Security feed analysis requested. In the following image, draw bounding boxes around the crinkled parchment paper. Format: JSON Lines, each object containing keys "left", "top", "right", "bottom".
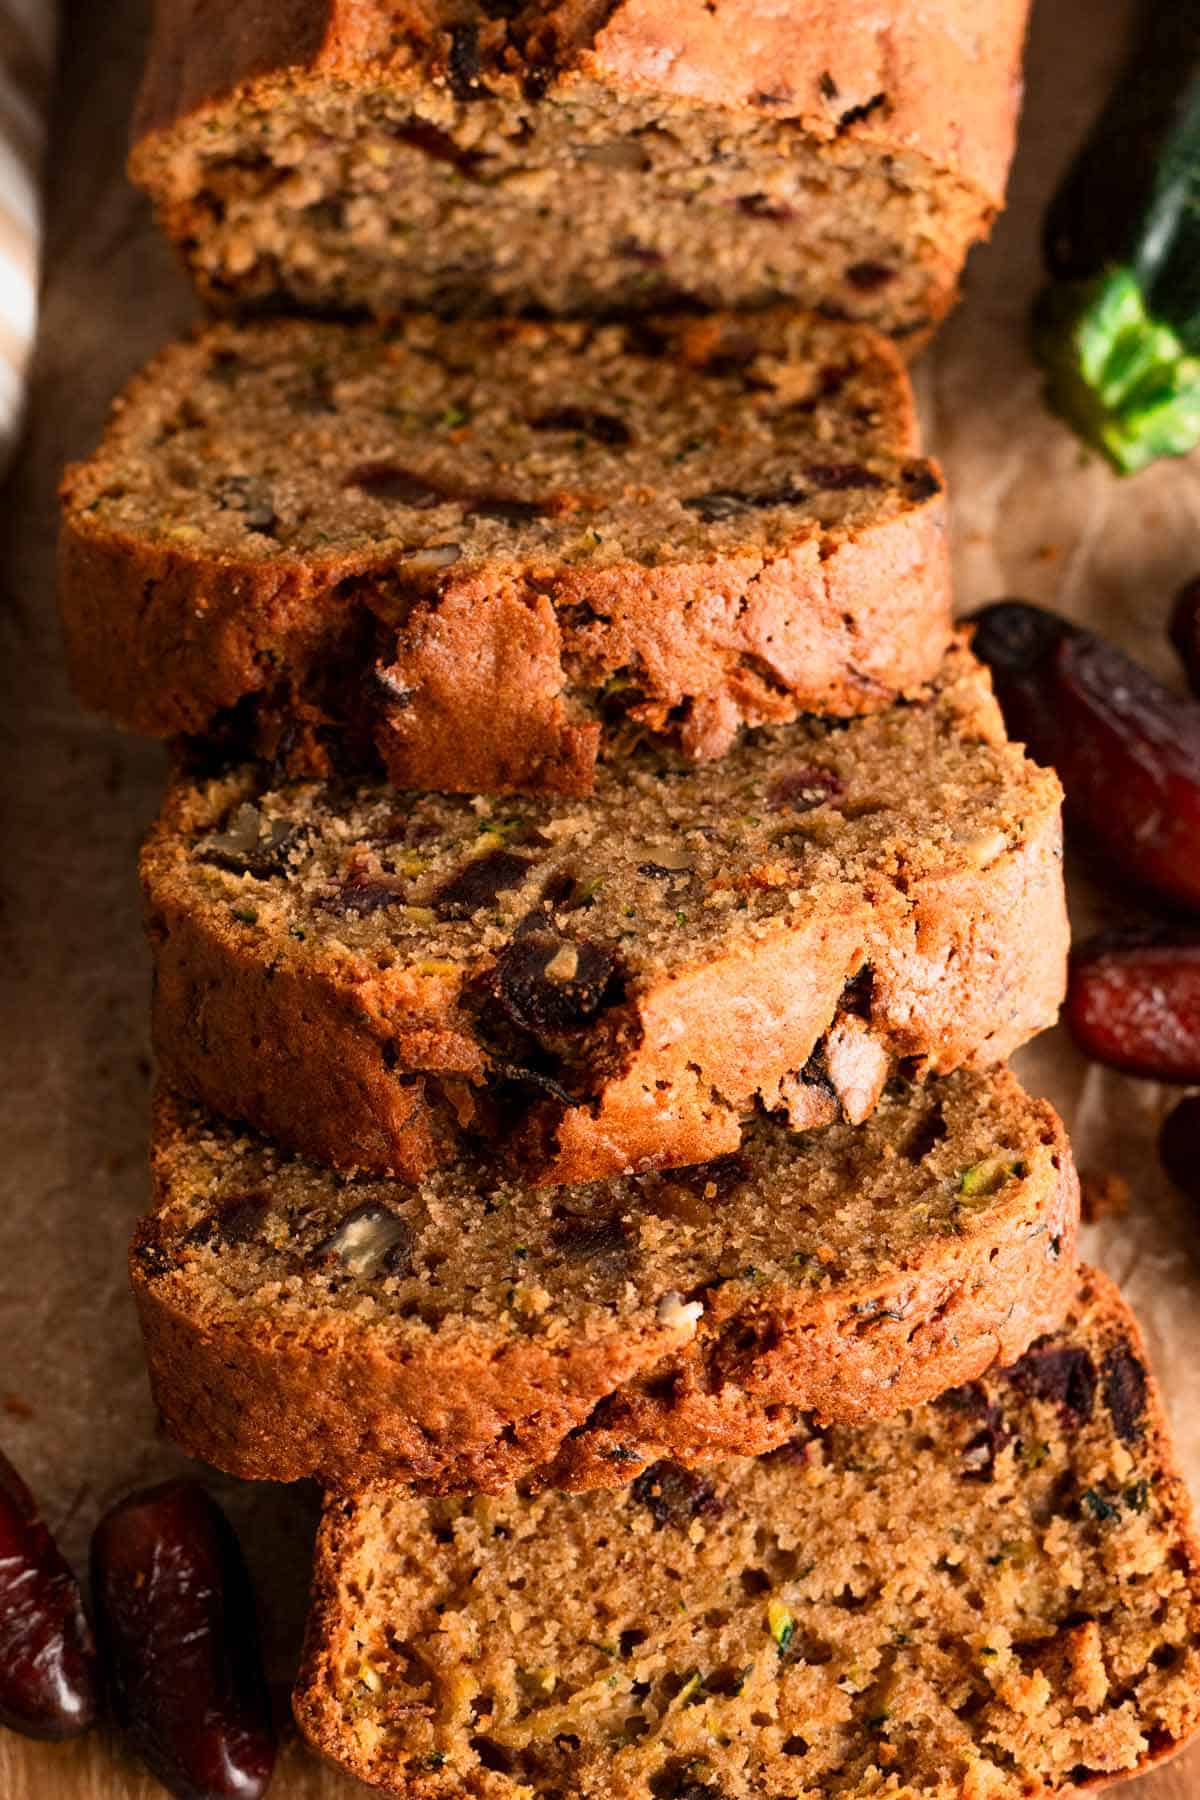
{"left": 2, "top": 0, "right": 1199, "bottom": 1791}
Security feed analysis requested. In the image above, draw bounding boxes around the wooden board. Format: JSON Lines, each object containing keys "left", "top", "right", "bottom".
{"left": 2, "top": 0, "right": 1199, "bottom": 1790}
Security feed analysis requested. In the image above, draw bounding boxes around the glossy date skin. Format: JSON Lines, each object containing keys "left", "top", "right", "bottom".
{"left": 90, "top": 1480, "right": 276, "bottom": 1800}
{"left": 0, "top": 1447, "right": 99, "bottom": 1739}
{"left": 1067, "top": 931, "right": 1200, "bottom": 1081}
{"left": 974, "top": 598, "right": 1200, "bottom": 1175}
{"left": 970, "top": 600, "right": 1200, "bottom": 910}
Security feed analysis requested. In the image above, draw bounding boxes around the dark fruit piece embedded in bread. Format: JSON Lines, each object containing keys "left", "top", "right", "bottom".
{"left": 293, "top": 1269, "right": 1200, "bottom": 1800}
{"left": 59, "top": 310, "right": 951, "bottom": 795}
{"left": 129, "top": 1, "right": 1029, "bottom": 337}
{"left": 141, "top": 644, "right": 1068, "bottom": 1184}
{"left": 133, "top": 1068, "right": 1079, "bottom": 1493}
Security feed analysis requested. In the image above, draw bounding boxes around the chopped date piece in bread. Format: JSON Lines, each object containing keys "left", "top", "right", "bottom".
{"left": 133, "top": 1068, "right": 1078, "bottom": 1492}
{"left": 292, "top": 1271, "right": 1200, "bottom": 1799}
{"left": 129, "top": 1, "right": 1028, "bottom": 335}
{"left": 60, "top": 310, "right": 952, "bottom": 795}
{"left": 140, "top": 645, "right": 1068, "bottom": 1183}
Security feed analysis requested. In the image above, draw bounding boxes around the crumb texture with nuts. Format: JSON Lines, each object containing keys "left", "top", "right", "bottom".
{"left": 294, "top": 1270, "right": 1200, "bottom": 1799}
{"left": 140, "top": 645, "right": 1068, "bottom": 1183}
{"left": 60, "top": 309, "right": 951, "bottom": 789}
{"left": 128, "top": 1, "right": 1028, "bottom": 332}
{"left": 134, "top": 1067, "right": 1077, "bottom": 1490}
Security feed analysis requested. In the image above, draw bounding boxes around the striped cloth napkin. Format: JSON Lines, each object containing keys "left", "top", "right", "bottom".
{"left": 0, "top": 0, "right": 53, "bottom": 470}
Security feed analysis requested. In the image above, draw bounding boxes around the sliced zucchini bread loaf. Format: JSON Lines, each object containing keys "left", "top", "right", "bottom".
{"left": 134, "top": 1068, "right": 1078, "bottom": 1493}
{"left": 141, "top": 644, "right": 1068, "bottom": 1184}
{"left": 129, "top": 0, "right": 1029, "bottom": 336}
{"left": 293, "top": 1270, "right": 1200, "bottom": 1799}
{"left": 59, "top": 310, "right": 951, "bottom": 794}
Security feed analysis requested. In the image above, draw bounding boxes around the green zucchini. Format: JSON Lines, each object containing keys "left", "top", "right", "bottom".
{"left": 1035, "top": 10, "right": 1200, "bottom": 473}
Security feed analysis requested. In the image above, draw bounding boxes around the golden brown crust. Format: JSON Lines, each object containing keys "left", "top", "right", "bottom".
{"left": 372, "top": 510, "right": 951, "bottom": 794}
{"left": 56, "top": 511, "right": 353, "bottom": 738}
{"left": 126, "top": 4, "right": 1029, "bottom": 337}
{"left": 140, "top": 649, "right": 1068, "bottom": 1184}
{"left": 133, "top": 1260, "right": 649, "bottom": 1494}
{"left": 580, "top": 0, "right": 1029, "bottom": 205}
{"left": 291, "top": 1269, "right": 1200, "bottom": 1798}
{"left": 529, "top": 792, "right": 1067, "bottom": 1186}
{"left": 145, "top": 876, "right": 474, "bottom": 1178}
{"left": 61, "top": 506, "right": 951, "bottom": 793}
{"left": 132, "top": 1075, "right": 1079, "bottom": 1492}
{"left": 543, "top": 1096, "right": 1079, "bottom": 1491}
{"left": 58, "top": 310, "right": 950, "bottom": 792}
{"left": 132, "top": 0, "right": 1028, "bottom": 214}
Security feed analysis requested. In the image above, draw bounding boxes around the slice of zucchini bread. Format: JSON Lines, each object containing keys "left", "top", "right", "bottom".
{"left": 128, "top": 0, "right": 1029, "bottom": 336}
{"left": 141, "top": 644, "right": 1068, "bottom": 1184}
{"left": 133, "top": 1068, "right": 1079, "bottom": 1493}
{"left": 293, "top": 1270, "right": 1200, "bottom": 1799}
{"left": 59, "top": 310, "right": 951, "bottom": 795}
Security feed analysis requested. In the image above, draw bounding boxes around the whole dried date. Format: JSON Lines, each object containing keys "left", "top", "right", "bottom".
{"left": 90, "top": 1480, "right": 275, "bottom": 1799}
{"left": 1067, "top": 931, "right": 1200, "bottom": 1079}
{"left": 970, "top": 600, "right": 1200, "bottom": 909}
{"left": 1159, "top": 1093, "right": 1200, "bottom": 1199}
{"left": 0, "top": 1448, "right": 99, "bottom": 1738}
